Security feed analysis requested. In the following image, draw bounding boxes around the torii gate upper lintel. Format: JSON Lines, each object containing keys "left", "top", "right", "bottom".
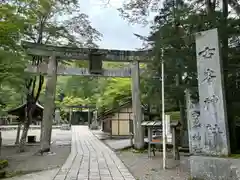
{"left": 21, "top": 41, "right": 152, "bottom": 62}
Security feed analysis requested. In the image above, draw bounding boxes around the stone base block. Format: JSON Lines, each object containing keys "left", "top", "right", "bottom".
{"left": 190, "top": 155, "right": 239, "bottom": 180}
{"left": 90, "top": 121, "right": 99, "bottom": 130}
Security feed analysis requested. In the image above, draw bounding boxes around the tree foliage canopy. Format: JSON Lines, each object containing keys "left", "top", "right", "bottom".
{"left": 1, "top": 0, "right": 240, "bottom": 124}
{"left": 0, "top": 0, "right": 103, "bottom": 115}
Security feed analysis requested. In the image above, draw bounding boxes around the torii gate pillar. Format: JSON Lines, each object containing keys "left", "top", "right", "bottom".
{"left": 40, "top": 52, "right": 58, "bottom": 152}
{"left": 131, "top": 61, "right": 144, "bottom": 149}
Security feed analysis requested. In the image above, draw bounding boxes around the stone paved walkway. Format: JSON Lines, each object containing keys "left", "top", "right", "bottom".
{"left": 53, "top": 126, "right": 135, "bottom": 180}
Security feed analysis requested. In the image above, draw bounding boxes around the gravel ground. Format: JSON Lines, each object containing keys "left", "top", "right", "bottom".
{"left": 116, "top": 150, "right": 190, "bottom": 180}
{"left": 91, "top": 129, "right": 133, "bottom": 150}
{"left": 1, "top": 129, "right": 70, "bottom": 145}
{"left": 7, "top": 169, "right": 60, "bottom": 180}
{"left": 1, "top": 129, "right": 71, "bottom": 173}
{"left": 92, "top": 129, "right": 190, "bottom": 180}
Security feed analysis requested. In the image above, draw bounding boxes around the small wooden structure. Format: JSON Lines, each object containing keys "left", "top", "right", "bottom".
{"left": 27, "top": 135, "right": 36, "bottom": 143}
{"left": 98, "top": 100, "right": 134, "bottom": 137}
{"left": 141, "top": 120, "right": 181, "bottom": 160}
{"left": 98, "top": 100, "right": 148, "bottom": 137}
{"left": 7, "top": 102, "right": 44, "bottom": 144}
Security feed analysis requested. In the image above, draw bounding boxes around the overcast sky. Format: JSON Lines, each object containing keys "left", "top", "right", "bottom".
{"left": 79, "top": 0, "right": 151, "bottom": 50}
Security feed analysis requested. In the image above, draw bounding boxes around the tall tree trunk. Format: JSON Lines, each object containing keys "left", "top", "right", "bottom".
{"left": 19, "top": 120, "right": 30, "bottom": 152}
{"left": 18, "top": 16, "right": 45, "bottom": 153}
{"left": 179, "top": 99, "right": 186, "bottom": 128}
{"left": 19, "top": 97, "right": 36, "bottom": 152}
{"left": 19, "top": 102, "right": 30, "bottom": 152}
{"left": 175, "top": 73, "right": 186, "bottom": 128}
{"left": 15, "top": 122, "right": 22, "bottom": 145}
{"left": 40, "top": 54, "right": 57, "bottom": 153}
{"left": 221, "top": 0, "right": 236, "bottom": 153}
{"left": 48, "top": 126, "right": 52, "bottom": 145}
{"left": 0, "top": 131, "right": 2, "bottom": 156}
{"left": 205, "top": 0, "right": 216, "bottom": 14}
{"left": 174, "top": 0, "right": 187, "bottom": 145}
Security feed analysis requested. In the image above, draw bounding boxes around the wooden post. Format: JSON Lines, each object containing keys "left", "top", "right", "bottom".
{"left": 0, "top": 131, "right": 2, "bottom": 156}
{"left": 171, "top": 127, "right": 177, "bottom": 160}
{"left": 88, "top": 108, "right": 91, "bottom": 128}
{"left": 148, "top": 127, "right": 152, "bottom": 157}
{"left": 15, "top": 122, "right": 22, "bottom": 144}
{"left": 131, "top": 61, "right": 144, "bottom": 149}
{"left": 69, "top": 108, "right": 72, "bottom": 126}
{"left": 40, "top": 53, "right": 57, "bottom": 152}
{"left": 130, "top": 132, "right": 134, "bottom": 147}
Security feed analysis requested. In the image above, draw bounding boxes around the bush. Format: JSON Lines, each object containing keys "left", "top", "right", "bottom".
{"left": 166, "top": 111, "right": 180, "bottom": 121}
{"left": 0, "top": 160, "right": 8, "bottom": 179}
{"left": 0, "top": 160, "right": 8, "bottom": 170}
{"left": 0, "top": 171, "right": 6, "bottom": 179}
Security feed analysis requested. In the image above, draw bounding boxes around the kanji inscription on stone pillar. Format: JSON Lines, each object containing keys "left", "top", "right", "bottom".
{"left": 196, "top": 28, "right": 230, "bottom": 156}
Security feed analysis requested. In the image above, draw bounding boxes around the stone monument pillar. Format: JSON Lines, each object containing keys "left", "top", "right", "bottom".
{"left": 186, "top": 88, "right": 201, "bottom": 154}
{"left": 189, "top": 28, "right": 231, "bottom": 180}
{"left": 195, "top": 28, "right": 230, "bottom": 155}
{"left": 54, "top": 109, "right": 61, "bottom": 125}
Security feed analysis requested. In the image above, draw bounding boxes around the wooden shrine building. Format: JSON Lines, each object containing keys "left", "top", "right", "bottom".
{"left": 7, "top": 102, "right": 44, "bottom": 122}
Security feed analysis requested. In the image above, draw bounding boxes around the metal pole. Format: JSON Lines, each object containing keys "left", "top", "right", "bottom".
{"left": 161, "top": 48, "right": 166, "bottom": 170}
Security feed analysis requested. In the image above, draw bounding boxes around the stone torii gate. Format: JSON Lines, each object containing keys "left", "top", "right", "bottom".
{"left": 22, "top": 41, "right": 151, "bottom": 150}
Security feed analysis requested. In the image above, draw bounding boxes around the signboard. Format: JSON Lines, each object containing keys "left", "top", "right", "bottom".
{"left": 89, "top": 54, "right": 103, "bottom": 74}
{"left": 25, "top": 64, "right": 144, "bottom": 77}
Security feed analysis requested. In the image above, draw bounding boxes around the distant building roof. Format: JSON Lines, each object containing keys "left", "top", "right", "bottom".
{"left": 98, "top": 98, "right": 147, "bottom": 120}
{"left": 141, "top": 120, "right": 181, "bottom": 127}
{"left": 7, "top": 102, "right": 44, "bottom": 121}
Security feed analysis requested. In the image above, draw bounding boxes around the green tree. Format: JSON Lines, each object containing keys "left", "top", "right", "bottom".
{"left": 120, "top": 0, "right": 240, "bottom": 152}
{"left": 0, "top": 0, "right": 34, "bottom": 113}
{"left": 1, "top": 0, "right": 102, "bottom": 152}
{"left": 59, "top": 62, "right": 133, "bottom": 112}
